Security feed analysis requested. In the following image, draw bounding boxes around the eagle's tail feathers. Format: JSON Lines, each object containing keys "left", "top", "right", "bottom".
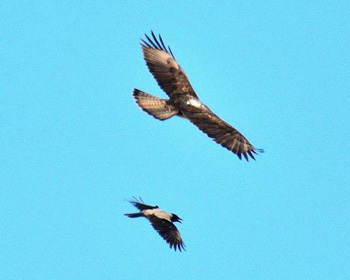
{"left": 133, "top": 89, "right": 178, "bottom": 120}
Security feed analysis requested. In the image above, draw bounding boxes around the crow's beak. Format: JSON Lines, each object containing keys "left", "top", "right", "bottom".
{"left": 178, "top": 218, "right": 183, "bottom": 223}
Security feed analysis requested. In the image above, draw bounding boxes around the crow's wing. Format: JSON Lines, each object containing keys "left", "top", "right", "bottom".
{"left": 141, "top": 32, "right": 197, "bottom": 99}
{"left": 185, "top": 108, "right": 263, "bottom": 161}
{"left": 129, "top": 197, "right": 158, "bottom": 211}
{"left": 149, "top": 216, "right": 185, "bottom": 252}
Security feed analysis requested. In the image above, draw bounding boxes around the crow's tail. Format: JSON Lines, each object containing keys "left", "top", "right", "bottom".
{"left": 124, "top": 213, "right": 143, "bottom": 218}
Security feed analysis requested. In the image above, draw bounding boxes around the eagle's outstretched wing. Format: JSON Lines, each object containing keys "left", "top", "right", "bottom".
{"left": 185, "top": 109, "right": 264, "bottom": 161}
{"left": 149, "top": 216, "right": 185, "bottom": 252}
{"left": 141, "top": 31, "right": 197, "bottom": 98}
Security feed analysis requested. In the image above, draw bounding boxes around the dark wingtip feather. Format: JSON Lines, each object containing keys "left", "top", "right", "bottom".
{"left": 247, "top": 150, "right": 256, "bottom": 160}
{"left": 151, "top": 31, "right": 163, "bottom": 50}
{"left": 252, "top": 148, "right": 264, "bottom": 157}
{"left": 144, "top": 33, "right": 159, "bottom": 49}
{"left": 130, "top": 196, "right": 144, "bottom": 205}
{"left": 140, "top": 39, "right": 152, "bottom": 48}
{"left": 243, "top": 152, "right": 249, "bottom": 161}
{"left": 132, "top": 88, "right": 139, "bottom": 98}
{"left": 168, "top": 45, "right": 175, "bottom": 59}
{"left": 172, "top": 242, "right": 186, "bottom": 252}
{"left": 151, "top": 30, "right": 156, "bottom": 41}
{"left": 159, "top": 34, "right": 167, "bottom": 52}
{"left": 180, "top": 243, "right": 186, "bottom": 252}
{"left": 141, "top": 31, "right": 175, "bottom": 59}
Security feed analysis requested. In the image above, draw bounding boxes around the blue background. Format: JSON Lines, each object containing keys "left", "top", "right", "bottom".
{"left": 1, "top": 1, "right": 349, "bottom": 279}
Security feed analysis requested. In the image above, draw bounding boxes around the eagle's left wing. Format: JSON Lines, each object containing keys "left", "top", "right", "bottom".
{"left": 141, "top": 32, "right": 198, "bottom": 99}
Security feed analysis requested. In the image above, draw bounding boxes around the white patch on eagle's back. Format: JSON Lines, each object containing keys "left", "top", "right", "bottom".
{"left": 186, "top": 98, "right": 203, "bottom": 108}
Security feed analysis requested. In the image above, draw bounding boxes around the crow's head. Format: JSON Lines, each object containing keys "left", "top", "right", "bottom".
{"left": 171, "top": 214, "right": 183, "bottom": 223}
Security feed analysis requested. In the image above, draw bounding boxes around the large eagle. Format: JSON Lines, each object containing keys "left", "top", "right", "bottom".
{"left": 133, "top": 32, "right": 263, "bottom": 161}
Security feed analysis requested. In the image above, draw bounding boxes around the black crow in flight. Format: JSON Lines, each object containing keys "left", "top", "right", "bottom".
{"left": 124, "top": 197, "right": 185, "bottom": 252}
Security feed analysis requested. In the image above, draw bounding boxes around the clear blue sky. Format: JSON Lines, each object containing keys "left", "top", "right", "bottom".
{"left": 1, "top": 1, "right": 349, "bottom": 279}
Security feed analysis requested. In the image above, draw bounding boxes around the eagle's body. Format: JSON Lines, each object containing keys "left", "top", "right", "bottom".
{"left": 133, "top": 32, "right": 263, "bottom": 161}
{"left": 125, "top": 197, "right": 185, "bottom": 252}
{"left": 175, "top": 95, "right": 208, "bottom": 114}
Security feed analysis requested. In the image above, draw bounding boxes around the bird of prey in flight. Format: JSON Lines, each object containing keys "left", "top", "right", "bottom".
{"left": 124, "top": 197, "right": 185, "bottom": 252}
{"left": 133, "top": 31, "right": 264, "bottom": 161}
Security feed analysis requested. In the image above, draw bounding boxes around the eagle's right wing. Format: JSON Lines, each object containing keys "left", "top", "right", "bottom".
{"left": 185, "top": 108, "right": 264, "bottom": 161}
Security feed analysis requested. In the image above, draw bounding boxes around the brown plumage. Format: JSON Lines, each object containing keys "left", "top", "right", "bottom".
{"left": 133, "top": 31, "right": 263, "bottom": 161}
